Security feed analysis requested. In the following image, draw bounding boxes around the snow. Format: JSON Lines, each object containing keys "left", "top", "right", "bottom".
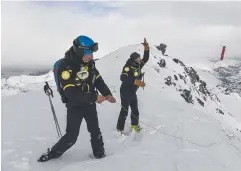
{"left": 2, "top": 44, "right": 241, "bottom": 171}
{"left": 1, "top": 71, "right": 54, "bottom": 97}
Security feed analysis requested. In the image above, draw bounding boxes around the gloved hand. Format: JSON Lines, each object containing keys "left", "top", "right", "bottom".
{"left": 141, "top": 38, "right": 149, "bottom": 51}
{"left": 105, "top": 95, "right": 116, "bottom": 103}
{"left": 59, "top": 90, "right": 68, "bottom": 103}
{"left": 134, "top": 80, "right": 145, "bottom": 87}
{"left": 96, "top": 95, "right": 107, "bottom": 104}
{"left": 61, "top": 95, "right": 68, "bottom": 103}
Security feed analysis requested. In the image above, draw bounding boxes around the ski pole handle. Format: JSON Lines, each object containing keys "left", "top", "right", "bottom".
{"left": 44, "top": 82, "right": 53, "bottom": 97}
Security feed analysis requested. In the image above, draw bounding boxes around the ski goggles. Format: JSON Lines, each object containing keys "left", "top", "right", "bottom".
{"left": 77, "top": 43, "right": 98, "bottom": 53}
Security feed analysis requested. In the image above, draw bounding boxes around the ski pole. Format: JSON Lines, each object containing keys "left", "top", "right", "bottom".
{"left": 44, "top": 82, "right": 62, "bottom": 138}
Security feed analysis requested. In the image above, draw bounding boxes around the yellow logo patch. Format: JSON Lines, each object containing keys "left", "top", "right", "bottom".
{"left": 61, "top": 71, "right": 70, "bottom": 80}
{"left": 124, "top": 67, "right": 130, "bottom": 72}
{"left": 134, "top": 71, "right": 139, "bottom": 77}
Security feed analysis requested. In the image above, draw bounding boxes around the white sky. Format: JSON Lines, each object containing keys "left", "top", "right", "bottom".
{"left": 1, "top": 1, "right": 241, "bottom": 67}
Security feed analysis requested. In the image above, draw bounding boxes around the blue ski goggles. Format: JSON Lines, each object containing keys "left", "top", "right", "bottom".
{"left": 77, "top": 43, "right": 98, "bottom": 53}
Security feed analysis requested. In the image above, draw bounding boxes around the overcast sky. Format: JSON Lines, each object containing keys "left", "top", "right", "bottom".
{"left": 2, "top": 1, "right": 241, "bottom": 68}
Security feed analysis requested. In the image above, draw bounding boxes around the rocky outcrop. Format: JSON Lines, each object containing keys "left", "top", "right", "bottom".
{"left": 153, "top": 56, "right": 231, "bottom": 119}
{"left": 214, "top": 62, "right": 241, "bottom": 96}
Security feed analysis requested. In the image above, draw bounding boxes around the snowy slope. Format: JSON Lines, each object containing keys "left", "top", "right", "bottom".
{"left": 1, "top": 71, "right": 54, "bottom": 96}
{"left": 2, "top": 44, "right": 241, "bottom": 171}
{"left": 188, "top": 58, "right": 241, "bottom": 127}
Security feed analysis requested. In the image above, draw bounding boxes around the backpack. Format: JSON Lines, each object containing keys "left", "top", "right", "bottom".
{"left": 53, "top": 58, "right": 64, "bottom": 94}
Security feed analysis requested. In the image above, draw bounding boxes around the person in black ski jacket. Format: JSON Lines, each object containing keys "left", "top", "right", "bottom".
{"left": 116, "top": 38, "right": 150, "bottom": 134}
{"left": 38, "top": 35, "right": 116, "bottom": 162}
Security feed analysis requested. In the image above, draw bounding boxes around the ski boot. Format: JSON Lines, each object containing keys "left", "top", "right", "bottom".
{"left": 117, "top": 129, "right": 131, "bottom": 136}
{"left": 131, "top": 125, "right": 142, "bottom": 133}
{"left": 38, "top": 148, "right": 59, "bottom": 162}
{"left": 89, "top": 151, "right": 106, "bottom": 159}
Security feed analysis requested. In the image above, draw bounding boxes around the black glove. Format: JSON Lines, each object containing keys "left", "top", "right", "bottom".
{"left": 61, "top": 95, "right": 68, "bottom": 103}
{"left": 59, "top": 89, "right": 68, "bottom": 103}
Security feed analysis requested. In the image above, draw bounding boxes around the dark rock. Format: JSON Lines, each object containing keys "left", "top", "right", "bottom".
{"left": 213, "top": 63, "right": 241, "bottom": 96}
{"left": 156, "top": 43, "right": 167, "bottom": 55}
{"left": 216, "top": 108, "right": 224, "bottom": 115}
{"left": 178, "top": 60, "right": 185, "bottom": 67}
{"left": 199, "top": 80, "right": 210, "bottom": 96}
{"left": 189, "top": 67, "right": 200, "bottom": 84}
{"left": 155, "top": 68, "right": 160, "bottom": 73}
{"left": 203, "top": 96, "right": 206, "bottom": 101}
{"left": 180, "top": 89, "right": 193, "bottom": 104}
{"left": 158, "top": 59, "right": 166, "bottom": 68}
{"left": 179, "top": 74, "right": 184, "bottom": 79}
{"left": 172, "top": 58, "right": 185, "bottom": 67}
{"left": 174, "top": 75, "right": 178, "bottom": 81}
{"left": 178, "top": 73, "right": 187, "bottom": 84}
{"left": 164, "top": 76, "right": 177, "bottom": 86}
{"left": 196, "top": 98, "right": 204, "bottom": 107}
{"left": 164, "top": 76, "right": 172, "bottom": 86}
{"left": 173, "top": 58, "right": 179, "bottom": 64}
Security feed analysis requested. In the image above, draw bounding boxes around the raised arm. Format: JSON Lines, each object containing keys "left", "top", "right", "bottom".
{"left": 140, "top": 38, "right": 150, "bottom": 68}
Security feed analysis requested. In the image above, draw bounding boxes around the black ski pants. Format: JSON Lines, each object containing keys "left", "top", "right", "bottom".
{"left": 50, "top": 103, "right": 105, "bottom": 158}
{"left": 117, "top": 93, "right": 139, "bottom": 131}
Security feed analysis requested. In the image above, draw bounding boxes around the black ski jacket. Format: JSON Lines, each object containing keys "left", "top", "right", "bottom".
{"left": 57, "top": 47, "right": 112, "bottom": 108}
{"left": 120, "top": 50, "right": 149, "bottom": 100}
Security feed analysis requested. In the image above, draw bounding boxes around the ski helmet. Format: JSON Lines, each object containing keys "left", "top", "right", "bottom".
{"left": 73, "top": 35, "right": 98, "bottom": 56}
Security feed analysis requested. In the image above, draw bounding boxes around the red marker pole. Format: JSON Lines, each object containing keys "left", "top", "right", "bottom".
{"left": 220, "top": 46, "right": 226, "bottom": 60}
